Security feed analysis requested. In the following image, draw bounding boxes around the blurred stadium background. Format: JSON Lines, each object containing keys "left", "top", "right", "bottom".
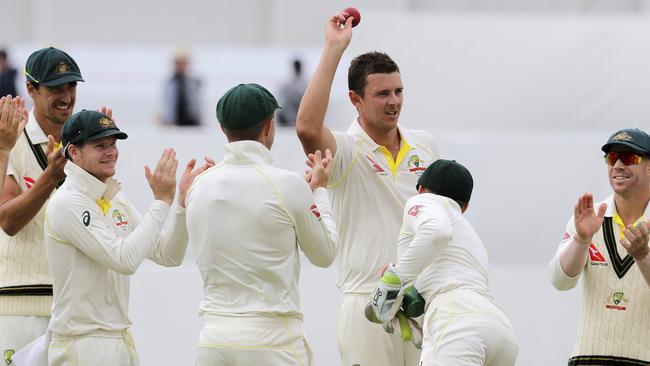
{"left": 5, "top": 0, "right": 650, "bottom": 364}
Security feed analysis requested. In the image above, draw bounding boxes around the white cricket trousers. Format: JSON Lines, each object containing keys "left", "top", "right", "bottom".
{"left": 337, "top": 293, "right": 421, "bottom": 366}
{"left": 48, "top": 329, "right": 139, "bottom": 366}
{"left": 420, "top": 289, "right": 519, "bottom": 366}
{"left": 196, "top": 314, "right": 312, "bottom": 366}
{"left": 0, "top": 316, "right": 49, "bottom": 365}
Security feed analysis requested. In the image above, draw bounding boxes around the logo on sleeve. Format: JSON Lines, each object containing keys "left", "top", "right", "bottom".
{"left": 82, "top": 211, "right": 90, "bottom": 227}
{"left": 562, "top": 232, "right": 571, "bottom": 240}
{"left": 589, "top": 243, "right": 607, "bottom": 266}
{"left": 310, "top": 204, "right": 321, "bottom": 220}
{"left": 407, "top": 205, "right": 424, "bottom": 217}
{"left": 24, "top": 176, "right": 35, "bottom": 189}
{"left": 112, "top": 209, "right": 128, "bottom": 231}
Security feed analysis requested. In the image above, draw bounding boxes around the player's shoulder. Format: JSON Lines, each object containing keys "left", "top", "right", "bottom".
{"left": 265, "top": 165, "right": 314, "bottom": 196}
{"left": 48, "top": 183, "right": 93, "bottom": 216}
{"left": 402, "top": 127, "right": 437, "bottom": 154}
{"left": 409, "top": 193, "right": 447, "bottom": 207}
{"left": 267, "top": 165, "right": 308, "bottom": 188}
{"left": 333, "top": 130, "right": 358, "bottom": 148}
{"left": 8, "top": 131, "right": 30, "bottom": 158}
{"left": 405, "top": 193, "right": 450, "bottom": 215}
{"left": 192, "top": 164, "right": 221, "bottom": 184}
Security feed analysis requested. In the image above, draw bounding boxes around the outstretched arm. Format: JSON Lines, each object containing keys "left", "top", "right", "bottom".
{"left": 149, "top": 156, "right": 215, "bottom": 267}
{"left": 296, "top": 12, "right": 354, "bottom": 156}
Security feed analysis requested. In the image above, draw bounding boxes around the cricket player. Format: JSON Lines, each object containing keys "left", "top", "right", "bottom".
{"left": 0, "top": 48, "right": 82, "bottom": 365}
{"left": 371, "top": 159, "right": 518, "bottom": 365}
{"left": 296, "top": 11, "right": 438, "bottom": 365}
{"left": 0, "top": 96, "right": 28, "bottom": 194}
{"left": 186, "top": 83, "right": 339, "bottom": 365}
{"left": 549, "top": 128, "right": 650, "bottom": 365}
{"left": 43, "top": 110, "right": 206, "bottom": 366}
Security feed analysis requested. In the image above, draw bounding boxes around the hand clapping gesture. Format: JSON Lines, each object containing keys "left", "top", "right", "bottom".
{"left": 145, "top": 148, "right": 179, "bottom": 205}
{"left": 0, "top": 96, "right": 28, "bottom": 152}
{"left": 573, "top": 193, "right": 607, "bottom": 245}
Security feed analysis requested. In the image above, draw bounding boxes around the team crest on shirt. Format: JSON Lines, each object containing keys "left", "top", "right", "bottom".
{"left": 4, "top": 348, "right": 15, "bottom": 364}
{"left": 365, "top": 155, "right": 388, "bottom": 176}
{"left": 605, "top": 291, "right": 628, "bottom": 311}
{"left": 310, "top": 204, "right": 321, "bottom": 220}
{"left": 407, "top": 155, "right": 426, "bottom": 175}
{"left": 24, "top": 176, "right": 35, "bottom": 189}
{"left": 111, "top": 209, "right": 128, "bottom": 231}
{"left": 408, "top": 205, "right": 424, "bottom": 217}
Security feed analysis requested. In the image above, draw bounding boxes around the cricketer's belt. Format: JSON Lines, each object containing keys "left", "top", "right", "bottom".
{"left": 0, "top": 284, "right": 53, "bottom": 296}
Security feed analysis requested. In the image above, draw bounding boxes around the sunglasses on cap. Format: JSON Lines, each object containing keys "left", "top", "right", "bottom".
{"left": 604, "top": 151, "right": 644, "bottom": 166}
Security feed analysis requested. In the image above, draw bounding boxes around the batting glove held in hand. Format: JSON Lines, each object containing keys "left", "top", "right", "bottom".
{"left": 371, "top": 264, "right": 405, "bottom": 323}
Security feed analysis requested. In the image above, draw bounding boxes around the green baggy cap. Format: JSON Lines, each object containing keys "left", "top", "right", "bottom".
{"left": 216, "top": 83, "right": 280, "bottom": 130}
{"left": 25, "top": 47, "right": 84, "bottom": 87}
{"left": 601, "top": 128, "right": 650, "bottom": 156}
{"left": 62, "top": 110, "right": 127, "bottom": 156}
{"left": 417, "top": 159, "right": 474, "bottom": 203}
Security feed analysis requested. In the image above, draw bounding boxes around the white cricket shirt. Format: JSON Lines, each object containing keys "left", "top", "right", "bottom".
{"left": 549, "top": 195, "right": 650, "bottom": 362}
{"left": 0, "top": 111, "right": 54, "bottom": 316}
{"left": 396, "top": 193, "right": 493, "bottom": 305}
{"left": 329, "top": 119, "right": 438, "bottom": 294}
{"left": 186, "top": 140, "right": 338, "bottom": 318}
{"left": 45, "top": 162, "right": 188, "bottom": 336}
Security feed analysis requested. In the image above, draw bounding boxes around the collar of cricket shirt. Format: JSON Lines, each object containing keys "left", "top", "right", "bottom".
{"left": 222, "top": 140, "right": 273, "bottom": 165}
{"left": 64, "top": 162, "right": 121, "bottom": 207}
{"left": 346, "top": 116, "right": 414, "bottom": 152}
{"left": 25, "top": 108, "right": 50, "bottom": 145}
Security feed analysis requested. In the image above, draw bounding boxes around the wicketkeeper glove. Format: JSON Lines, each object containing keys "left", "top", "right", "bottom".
{"left": 364, "top": 305, "right": 423, "bottom": 350}
{"left": 370, "top": 264, "right": 406, "bottom": 323}
{"left": 387, "top": 311, "right": 423, "bottom": 349}
{"left": 401, "top": 285, "right": 426, "bottom": 318}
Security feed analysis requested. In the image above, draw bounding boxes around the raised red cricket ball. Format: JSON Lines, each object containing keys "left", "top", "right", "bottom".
{"left": 343, "top": 7, "right": 361, "bottom": 27}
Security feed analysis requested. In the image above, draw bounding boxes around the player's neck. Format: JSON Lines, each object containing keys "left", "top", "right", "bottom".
{"left": 34, "top": 109, "right": 62, "bottom": 142}
{"left": 614, "top": 190, "right": 650, "bottom": 226}
{"left": 362, "top": 124, "right": 400, "bottom": 158}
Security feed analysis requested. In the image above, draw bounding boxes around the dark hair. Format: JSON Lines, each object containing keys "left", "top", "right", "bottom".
{"left": 222, "top": 116, "right": 271, "bottom": 142}
{"left": 0, "top": 50, "right": 7, "bottom": 60}
{"left": 65, "top": 141, "right": 86, "bottom": 160}
{"left": 28, "top": 81, "right": 40, "bottom": 90}
{"left": 348, "top": 52, "right": 400, "bottom": 97}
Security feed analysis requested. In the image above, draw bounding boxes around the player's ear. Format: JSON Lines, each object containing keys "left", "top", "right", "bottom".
{"left": 263, "top": 117, "right": 273, "bottom": 136}
{"left": 349, "top": 90, "right": 361, "bottom": 107}
{"left": 68, "top": 144, "right": 79, "bottom": 161}
{"left": 26, "top": 81, "right": 36, "bottom": 97}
